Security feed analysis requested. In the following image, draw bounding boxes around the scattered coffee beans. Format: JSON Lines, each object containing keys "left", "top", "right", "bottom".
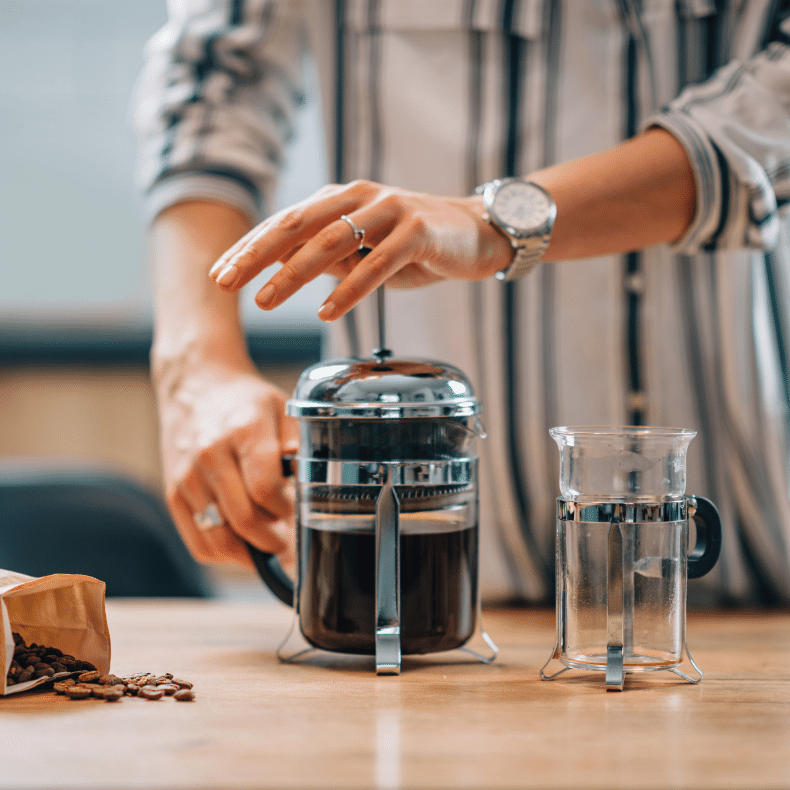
{"left": 6, "top": 632, "right": 195, "bottom": 702}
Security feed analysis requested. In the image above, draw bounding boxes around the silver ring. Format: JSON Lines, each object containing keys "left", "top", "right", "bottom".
{"left": 193, "top": 503, "right": 224, "bottom": 531}
{"left": 340, "top": 214, "right": 366, "bottom": 250}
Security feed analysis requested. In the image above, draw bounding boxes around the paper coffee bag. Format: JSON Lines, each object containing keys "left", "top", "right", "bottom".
{"left": 0, "top": 569, "right": 110, "bottom": 695}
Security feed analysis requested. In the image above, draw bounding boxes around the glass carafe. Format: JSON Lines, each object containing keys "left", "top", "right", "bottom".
{"left": 247, "top": 355, "right": 497, "bottom": 675}
{"left": 541, "top": 426, "right": 722, "bottom": 690}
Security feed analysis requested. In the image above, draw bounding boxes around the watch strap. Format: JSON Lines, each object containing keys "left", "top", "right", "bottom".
{"left": 495, "top": 237, "right": 550, "bottom": 281}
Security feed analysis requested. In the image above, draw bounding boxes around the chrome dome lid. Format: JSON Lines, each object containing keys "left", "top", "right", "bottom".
{"left": 287, "top": 356, "right": 480, "bottom": 418}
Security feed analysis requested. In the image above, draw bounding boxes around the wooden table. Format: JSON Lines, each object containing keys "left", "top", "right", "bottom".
{"left": 2, "top": 600, "right": 789, "bottom": 789}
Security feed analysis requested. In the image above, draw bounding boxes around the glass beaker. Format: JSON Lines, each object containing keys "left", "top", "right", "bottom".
{"left": 541, "top": 427, "right": 722, "bottom": 690}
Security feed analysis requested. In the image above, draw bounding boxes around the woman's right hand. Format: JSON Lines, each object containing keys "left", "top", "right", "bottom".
{"left": 154, "top": 355, "right": 299, "bottom": 571}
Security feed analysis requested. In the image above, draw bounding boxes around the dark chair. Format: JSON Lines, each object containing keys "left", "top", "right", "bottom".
{"left": 0, "top": 460, "right": 213, "bottom": 597}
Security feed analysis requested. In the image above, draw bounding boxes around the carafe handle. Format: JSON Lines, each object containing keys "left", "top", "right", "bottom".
{"left": 245, "top": 544, "right": 295, "bottom": 606}
{"left": 686, "top": 495, "right": 722, "bottom": 579}
{"left": 245, "top": 454, "right": 297, "bottom": 606}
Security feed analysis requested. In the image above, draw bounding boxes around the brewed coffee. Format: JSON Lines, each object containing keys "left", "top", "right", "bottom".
{"left": 298, "top": 515, "right": 477, "bottom": 655}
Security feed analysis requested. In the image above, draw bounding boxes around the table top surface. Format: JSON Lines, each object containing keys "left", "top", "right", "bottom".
{"left": 2, "top": 600, "right": 789, "bottom": 790}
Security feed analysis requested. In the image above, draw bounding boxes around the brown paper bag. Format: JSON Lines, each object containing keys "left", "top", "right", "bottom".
{"left": 1, "top": 569, "right": 111, "bottom": 695}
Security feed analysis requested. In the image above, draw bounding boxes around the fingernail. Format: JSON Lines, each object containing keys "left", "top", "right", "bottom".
{"left": 317, "top": 300, "right": 336, "bottom": 321}
{"left": 256, "top": 283, "right": 277, "bottom": 309}
{"left": 208, "top": 258, "right": 227, "bottom": 277}
{"left": 214, "top": 264, "right": 239, "bottom": 287}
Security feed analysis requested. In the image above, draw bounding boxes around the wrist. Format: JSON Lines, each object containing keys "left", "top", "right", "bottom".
{"left": 456, "top": 194, "right": 515, "bottom": 279}
{"left": 151, "top": 329, "right": 255, "bottom": 399}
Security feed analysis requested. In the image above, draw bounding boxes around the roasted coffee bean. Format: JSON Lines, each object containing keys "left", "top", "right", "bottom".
{"left": 124, "top": 684, "right": 139, "bottom": 696}
{"left": 171, "top": 679, "right": 193, "bottom": 690}
{"left": 12, "top": 632, "right": 24, "bottom": 646}
{"left": 65, "top": 686, "right": 93, "bottom": 700}
{"left": 98, "top": 674, "right": 123, "bottom": 686}
{"left": 33, "top": 668, "right": 55, "bottom": 678}
{"left": 51, "top": 662, "right": 66, "bottom": 674}
{"left": 17, "top": 666, "right": 35, "bottom": 684}
{"left": 94, "top": 686, "right": 123, "bottom": 701}
{"left": 78, "top": 660, "right": 97, "bottom": 671}
{"left": 157, "top": 684, "right": 179, "bottom": 696}
{"left": 103, "top": 690, "right": 123, "bottom": 702}
{"left": 173, "top": 689, "right": 195, "bottom": 702}
{"left": 53, "top": 679, "right": 77, "bottom": 693}
{"left": 77, "top": 670, "right": 100, "bottom": 683}
{"left": 138, "top": 686, "right": 164, "bottom": 700}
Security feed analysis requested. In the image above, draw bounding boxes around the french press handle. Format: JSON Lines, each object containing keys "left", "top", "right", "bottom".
{"left": 246, "top": 544, "right": 295, "bottom": 606}
{"left": 244, "top": 455, "right": 297, "bottom": 606}
{"left": 687, "top": 495, "right": 722, "bottom": 579}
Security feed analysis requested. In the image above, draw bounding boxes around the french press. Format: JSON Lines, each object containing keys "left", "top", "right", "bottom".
{"left": 247, "top": 290, "right": 497, "bottom": 674}
{"left": 541, "top": 426, "right": 722, "bottom": 690}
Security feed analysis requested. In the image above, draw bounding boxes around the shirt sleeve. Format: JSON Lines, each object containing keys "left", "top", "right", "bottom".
{"left": 643, "top": 13, "right": 790, "bottom": 254}
{"left": 131, "top": 0, "right": 307, "bottom": 225}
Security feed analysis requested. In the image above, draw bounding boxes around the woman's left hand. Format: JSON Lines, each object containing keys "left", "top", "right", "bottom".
{"left": 208, "top": 180, "right": 512, "bottom": 320}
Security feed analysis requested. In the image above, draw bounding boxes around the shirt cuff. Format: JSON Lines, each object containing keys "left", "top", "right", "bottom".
{"left": 144, "top": 172, "right": 262, "bottom": 227}
{"left": 641, "top": 109, "right": 723, "bottom": 254}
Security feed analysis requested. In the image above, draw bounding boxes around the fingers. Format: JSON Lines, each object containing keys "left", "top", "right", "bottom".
{"left": 209, "top": 184, "right": 363, "bottom": 292}
{"left": 196, "top": 444, "right": 290, "bottom": 555}
{"left": 257, "top": 211, "right": 395, "bottom": 311}
{"left": 317, "top": 224, "right": 423, "bottom": 320}
{"left": 248, "top": 196, "right": 403, "bottom": 313}
{"left": 172, "top": 416, "right": 294, "bottom": 564}
{"left": 169, "top": 488, "right": 255, "bottom": 568}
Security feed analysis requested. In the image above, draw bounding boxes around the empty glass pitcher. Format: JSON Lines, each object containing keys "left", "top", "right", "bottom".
{"left": 541, "top": 426, "right": 722, "bottom": 690}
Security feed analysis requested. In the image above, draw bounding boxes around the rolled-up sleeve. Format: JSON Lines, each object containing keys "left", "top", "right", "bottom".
{"left": 644, "top": 16, "right": 790, "bottom": 253}
{"left": 132, "top": 0, "right": 307, "bottom": 225}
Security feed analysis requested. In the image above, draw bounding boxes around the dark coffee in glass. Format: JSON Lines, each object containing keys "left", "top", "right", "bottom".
{"left": 297, "top": 486, "right": 478, "bottom": 655}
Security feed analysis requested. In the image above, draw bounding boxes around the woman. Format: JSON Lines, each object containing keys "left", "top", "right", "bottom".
{"left": 134, "top": 0, "right": 790, "bottom": 605}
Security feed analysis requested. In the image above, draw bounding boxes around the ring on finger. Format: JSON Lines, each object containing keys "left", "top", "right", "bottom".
{"left": 340, "top": 214, "right": 367, "bottom": 251}
{"left": 194, "top": 502, "right": 224, "bottom": 531}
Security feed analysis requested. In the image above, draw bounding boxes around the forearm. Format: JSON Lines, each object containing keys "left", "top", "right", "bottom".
{"left": 149, "top": 200, "right": 255, "bottom": 392}
{"left": 531, "top": 127, "right": 696, "bottom": 262}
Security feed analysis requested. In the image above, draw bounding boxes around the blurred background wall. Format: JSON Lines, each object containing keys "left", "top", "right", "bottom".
{"left": 0, "top": 0, "right": 330, "bottom": 490}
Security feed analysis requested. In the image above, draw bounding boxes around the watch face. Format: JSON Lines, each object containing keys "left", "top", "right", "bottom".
{"left": 491, "top": 181, "right": 552, "bottom": 234}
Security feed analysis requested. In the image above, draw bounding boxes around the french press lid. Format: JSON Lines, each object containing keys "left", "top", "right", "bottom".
{"left": 286, "top": 356, "right": 480, "bottom": 419}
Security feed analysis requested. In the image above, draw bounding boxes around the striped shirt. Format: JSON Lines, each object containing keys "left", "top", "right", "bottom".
{"left": 134, "top": 0, "right": 790, "bottom": 605}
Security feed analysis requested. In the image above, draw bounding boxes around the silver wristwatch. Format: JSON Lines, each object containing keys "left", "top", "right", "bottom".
{"left": 475, "top": 177, "right": 556, "bottom": 281}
